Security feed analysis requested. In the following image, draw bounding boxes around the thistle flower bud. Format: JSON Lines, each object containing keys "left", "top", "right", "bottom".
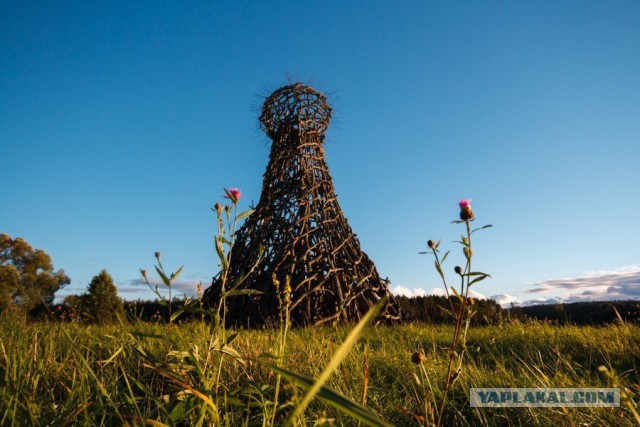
{"left": 411, "top": 351, "right": 426, "bottom": 365}
{"left": 459, "top": 199, "right": 475, "bottom": 221}
{"left": 460, "top": 207, "right": 474, "bottom": 221}
{"left": 214, "top": 202, "right": 223, "bottom": 215}
{"left": 454, "top": 266, "right": 463, "bottom": 275}
{"left": 427, "top": 240, "right": 435, "bottom": 249}
{"left": 225, "top": 205, "right": 232, "bottom": 214}
{"left": 154, "top": 251, "right": 161, "bottom": 261}
{"left": 223, "top": 187, "right": 242, "bottom": 203}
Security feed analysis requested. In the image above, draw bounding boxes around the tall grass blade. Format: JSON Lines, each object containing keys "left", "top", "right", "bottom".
{"left": 284, "top": 297, "right": 387, "bottom": 425}
{"left": 269, "top": 364, "right": 392, "bottom": 427}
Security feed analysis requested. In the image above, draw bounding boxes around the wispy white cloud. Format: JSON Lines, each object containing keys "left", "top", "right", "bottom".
{"left": 390, "top": 285, "right": 427, "bottom": 298}
{"left": 489, "top": 293, "right": 519, "bottom": 306}
{"left": 520, "top": 297, "right": 563, "bottom": 306}
{"left": 55, "top": 276, "right": 212, "bottom": 302}
{"left": 391, "top": 285, "right": 487, "bottom": 300}
{"left": 118, "top": 276, "right": 210, "bottom": 299}
{"left": 522, "top": 265, "right": 640, "bottom": 304}
{"left": 468, "top": 289, "right": 487, "bottom": 300}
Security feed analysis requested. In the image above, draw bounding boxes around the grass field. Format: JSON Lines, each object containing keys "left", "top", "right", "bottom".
{"left": 0, "top": 316, "right": 638, "bottom": 426}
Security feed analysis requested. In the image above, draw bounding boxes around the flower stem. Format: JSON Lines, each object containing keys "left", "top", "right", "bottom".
{"left": 436, "top": 219, "right": 473, "bottom": 427}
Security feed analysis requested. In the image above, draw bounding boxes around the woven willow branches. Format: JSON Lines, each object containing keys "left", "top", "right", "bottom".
{"left": 205, "top": 83, "right": 400, "bottom": 326}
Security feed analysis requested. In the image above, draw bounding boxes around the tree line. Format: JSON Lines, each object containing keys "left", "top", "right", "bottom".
{"left": 1, "top": 234, "right": 122, "bottom": 323}
{"left": 515, "top": 300, "right": 640, "bottom": 325}
{"left": 2, "top": 233, "right": 639, "bottom": 325}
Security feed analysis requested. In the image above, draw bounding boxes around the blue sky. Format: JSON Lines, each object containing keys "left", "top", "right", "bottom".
{"left": 1, "top": 1, "right": 639, "bottom": 306}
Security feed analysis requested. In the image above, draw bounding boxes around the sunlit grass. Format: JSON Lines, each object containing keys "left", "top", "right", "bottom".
{"left": 0, "top": 317, "right": 638, "bottom": 426}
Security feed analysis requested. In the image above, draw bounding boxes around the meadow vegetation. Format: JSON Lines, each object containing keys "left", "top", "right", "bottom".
{"left": 0, "top": 316, "right": 638, "bottom": 426}
{"left": 2, "top": 195, "right": 639, "bottom": 426}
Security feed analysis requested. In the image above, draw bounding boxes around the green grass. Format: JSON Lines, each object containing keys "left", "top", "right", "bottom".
{"left": 0, "top": 316, "right": 638, "bottom": 426}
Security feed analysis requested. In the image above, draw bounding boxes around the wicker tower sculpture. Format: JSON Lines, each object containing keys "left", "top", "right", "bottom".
{"left": 206, "top": 83, "right": 400, "bottom": 326}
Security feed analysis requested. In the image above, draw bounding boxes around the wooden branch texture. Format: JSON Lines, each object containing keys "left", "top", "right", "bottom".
{"left": 205, "top": 83, "right": 401, "bottom": 326}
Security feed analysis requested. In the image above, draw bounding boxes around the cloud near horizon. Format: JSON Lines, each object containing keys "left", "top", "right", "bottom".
{"left": 58, "top": 265, "right": 640, "bottom": 306}
{"left": 522, "top": 265, "right": 640, "bottom": 304}
{"left": 54, "top": 276, "right": 208, "bottom": 302}
{"left": 489, "top": 293, "right": 520, "bottom": 306}
{"left": 119, "top": 276, "right": 208, "bottom": 299}
{"left": 390, "top": 285, "right": 487, "bottom": 300}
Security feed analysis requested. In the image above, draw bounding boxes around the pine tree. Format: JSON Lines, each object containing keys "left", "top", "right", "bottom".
{"left": 83, "top": 269, "right": 123, "bottom": 324}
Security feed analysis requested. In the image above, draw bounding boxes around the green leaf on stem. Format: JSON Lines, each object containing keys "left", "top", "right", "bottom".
{"left": 170, "top": 265, "right": 184, "bottom": 281}
{"left": 450, "top": 286, "right": 464, "bottom": 302}
{"left": 455, "top": 237, "right": 470, "bottom": 247}
{"left": 217, "top": 345, "right": 246, "bottom": 366}
{"left": 435, "top": 261, "right": 445, "bottom": 281}
{"left": 237, "top": 209, "right": 255, "bottom": 221}
{"left": 170, "top": 309, "right": 184, "bottom": 322}
{"left": 469, "top": 274, "right": 491, "bottom": 286}
{"left": 471, "top": 224, "right": 493, "bottom": 234}
{"left": 155, "top": 266, "right": 171, "bottom": 287}
{"left": 215, "top": 237, "right": 228, "bottom": 271}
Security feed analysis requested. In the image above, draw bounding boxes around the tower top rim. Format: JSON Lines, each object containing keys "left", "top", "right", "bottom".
{"left": 259, "top": 83, "right": 332, "bottom": 139}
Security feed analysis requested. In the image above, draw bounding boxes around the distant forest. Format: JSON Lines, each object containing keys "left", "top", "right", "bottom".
{"left": 514, "top": 300, "right": 640, "bottom": 325}
{"left": 397, "top": 296, "right": 640, "bottom": 325}
{"left": 70, "top": 296, "right": 640, "bottom": 326}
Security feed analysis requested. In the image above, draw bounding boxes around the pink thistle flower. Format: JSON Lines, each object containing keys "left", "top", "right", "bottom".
{"left": 459, "top": 198, "right": 475, "bottom": 221}
{"left": 459, "top": 199, "right": 471, "bottom": 210}
{"left": 224, "top": 188, "right": 242, "bottom": 203}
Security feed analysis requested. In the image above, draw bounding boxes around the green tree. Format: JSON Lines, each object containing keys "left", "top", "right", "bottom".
{"left": 0, "top": 233, "right": 70, "bottom": 313}
{"left": 82, "top": 269, "right": 123, "bottom": 324}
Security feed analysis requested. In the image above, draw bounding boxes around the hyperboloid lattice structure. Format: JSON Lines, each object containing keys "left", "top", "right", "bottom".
{"left": 205, "top": 83, "right": 400, "bottom": 326}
